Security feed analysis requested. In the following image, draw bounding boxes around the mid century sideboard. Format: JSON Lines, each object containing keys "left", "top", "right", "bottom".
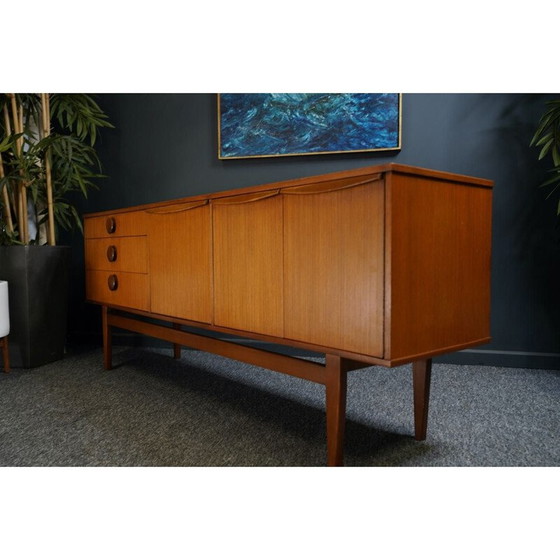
{"left": 84, "top": 163, "right": 493, "bottom": 466}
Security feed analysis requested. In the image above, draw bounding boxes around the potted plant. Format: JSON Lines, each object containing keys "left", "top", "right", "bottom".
{"left": 0, "top": 93, "right": 112, "bottom": 367}
{"left": 531, "top": 99, "right": 560, "bottom": 215}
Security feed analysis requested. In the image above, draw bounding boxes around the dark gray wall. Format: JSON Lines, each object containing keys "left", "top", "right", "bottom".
{"left": 66, "top": 93, "right": 560, "bottom": 368}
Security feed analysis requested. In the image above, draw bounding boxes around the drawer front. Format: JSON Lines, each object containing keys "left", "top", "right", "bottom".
{"left": 84, "top": 211, "right": 147, "bottom": 239}
{"left": 85, "top": 237, "right": 147, "bottom": 273}
{"left": 86, "top": 270, "right": 149, "bottom": 311}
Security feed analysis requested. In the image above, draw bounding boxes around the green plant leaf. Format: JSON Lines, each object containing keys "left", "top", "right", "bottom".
{"left": 535, "top": 131, "right": 554, "bottom": 147}
{"left": 539, "top": 138, "right": 555, "bottom": 160}
{"left": 531, "top": 110, "right": 556, "bottom": 145}
{"left": 539, "top": 174, "right": 560, "bottom": 189}
{"left": 544, "top": 183, "right": 559, "bottom": 200}
{"left": 553, "top": 145, "right": 560, "bottom": 167}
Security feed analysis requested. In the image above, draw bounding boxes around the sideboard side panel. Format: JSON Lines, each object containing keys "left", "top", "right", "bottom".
{"left": 387, "top": 172, "right": 493, "bottom": 360}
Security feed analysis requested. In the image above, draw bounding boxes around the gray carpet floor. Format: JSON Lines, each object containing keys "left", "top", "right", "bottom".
{"left": 0, "top": 346, "right": 558, "bottom": 466}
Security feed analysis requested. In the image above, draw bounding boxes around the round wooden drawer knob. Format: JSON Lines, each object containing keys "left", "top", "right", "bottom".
{"left": 106, "top": 217, "right": 116, "bottom": 234}
{"left": 107, "top": 274, "right": 118, "bottom": 291}
{"left": 107, "top": 245, "right": 117, "bottom": 262}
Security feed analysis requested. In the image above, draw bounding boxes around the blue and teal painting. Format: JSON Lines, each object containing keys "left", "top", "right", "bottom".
{"left": 218, "top": 93, "right": 400, "bottom": 159}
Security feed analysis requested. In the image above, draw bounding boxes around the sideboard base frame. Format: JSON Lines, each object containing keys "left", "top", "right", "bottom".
{"left": 101, "top": 306, "right": 432, "bottom": 466}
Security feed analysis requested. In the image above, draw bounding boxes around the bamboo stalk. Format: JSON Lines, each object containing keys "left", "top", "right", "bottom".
{"left": 41, "top": 92, "right": 47, "bottom": 132}
{"left": 17, "top": 184, "right": 23, "bottom": 238}
{"left": 20, "top": 189, "right": 27, "bottom": 242}
{"left": 41, "top": 93, "right": 56, "bottom": 245}
{"left": 20, "top": 100, "right": 29, "bottom": 244}
{"left": 0, "top": 152, "right": 14, "bottom": 233}
{"left": 7, "top": 95, "right": 22, "bottom": 238}
{"left": 2, "top": 104, "right": 18, "bottom": 227}
{"left": 8, "top": 95, "right": 19, "bottom": 149}
{"left": 8, "top": 94, "right": 28, "bottom": 244}
{"left": 46, "top": 93, "right": 51, "bottom": 131}
{"left": 19, "top": 103, "right": 23, "bottom": 139}
{"left": 3, "top": 104, "right": 11, "bottom": 135}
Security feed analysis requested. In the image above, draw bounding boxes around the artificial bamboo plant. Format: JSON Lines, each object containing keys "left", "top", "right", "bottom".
{"left": 0, "top": 94, "right": 112, "bottom": 245}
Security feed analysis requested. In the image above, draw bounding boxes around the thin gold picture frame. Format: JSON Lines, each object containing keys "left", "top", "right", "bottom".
{"left": 217, "top": 93, "right": 402, "bottom": 160}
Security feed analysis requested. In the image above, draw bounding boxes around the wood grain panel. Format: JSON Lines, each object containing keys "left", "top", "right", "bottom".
{"left": 84, "top": 211, "right": 147, "bottom": 239}
{"left": 386, "top": 173, "right": 493, "bottom": 361}
{"left": 146, "top": 202, "right": 212, "bottom": 323}
{"left": 85, "top": 237, "right": 147, "bottom": 273}
{"left": 284, "top": 178, "right": 385, "bottom": 356}
{"left": 86, "top": 270, "right": 149, "bottom": 311}
{"left": 213, "top": 191, "right": 283, "bottom": 337}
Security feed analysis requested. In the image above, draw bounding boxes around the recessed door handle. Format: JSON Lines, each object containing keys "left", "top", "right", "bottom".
{"left": 282, "top": 175, "right": 381, "bottom": 195}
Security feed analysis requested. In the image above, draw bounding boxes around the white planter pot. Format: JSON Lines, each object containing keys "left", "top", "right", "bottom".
{"left": 0, "top": 280, "right": 9, "bottom": 338}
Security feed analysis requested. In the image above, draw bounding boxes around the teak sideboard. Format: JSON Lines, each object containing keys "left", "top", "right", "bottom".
{"left": 84, "top": 163, "right": 493, "bottom": 466}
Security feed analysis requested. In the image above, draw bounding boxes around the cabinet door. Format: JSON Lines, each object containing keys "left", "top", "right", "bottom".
{"left": 283, "top": 176, "right": 385, "bottom": 356}
{"left": 146, "top": 200, "right": 212, "bottom": 323}
{"left": 213, "top": 190, "right": 283, "bottom": 337}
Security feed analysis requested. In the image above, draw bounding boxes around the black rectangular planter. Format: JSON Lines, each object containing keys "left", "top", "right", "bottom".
{"left": 0, "top": 246, "right": 71, "bottom": 368}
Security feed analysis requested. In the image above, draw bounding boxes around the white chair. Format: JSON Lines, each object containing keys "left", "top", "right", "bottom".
{"left": 0, "top": 280, "right": 10, "bottom": 373}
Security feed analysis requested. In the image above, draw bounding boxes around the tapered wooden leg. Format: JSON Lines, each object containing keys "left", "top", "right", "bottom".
{"left": 325, "top": 355, "right": 348, "bottom": 466}
{"left": 172, "top": 323, "right": 182, "bottom": 359}
{"left": 102, "top": 306, "right": 112, "bottom": 370}
{"left": 1, "top": 336, "right": 9, "bottom": 373}
{"left": 412, "top": 358, "right": 432, "bottom": 440}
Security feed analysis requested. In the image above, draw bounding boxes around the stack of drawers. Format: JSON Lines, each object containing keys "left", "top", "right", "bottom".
{"left": 84, "top": 211, "right": 150, "bottom": 311}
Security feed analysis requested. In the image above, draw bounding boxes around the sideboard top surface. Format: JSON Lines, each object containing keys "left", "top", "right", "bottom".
{"left": 84, "top": 163, "right": 494, "bottom": 218}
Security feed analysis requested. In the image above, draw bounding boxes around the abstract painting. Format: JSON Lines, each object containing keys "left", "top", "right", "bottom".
{"left": 218, "top": 93, "right": 401, "bottom": 159}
